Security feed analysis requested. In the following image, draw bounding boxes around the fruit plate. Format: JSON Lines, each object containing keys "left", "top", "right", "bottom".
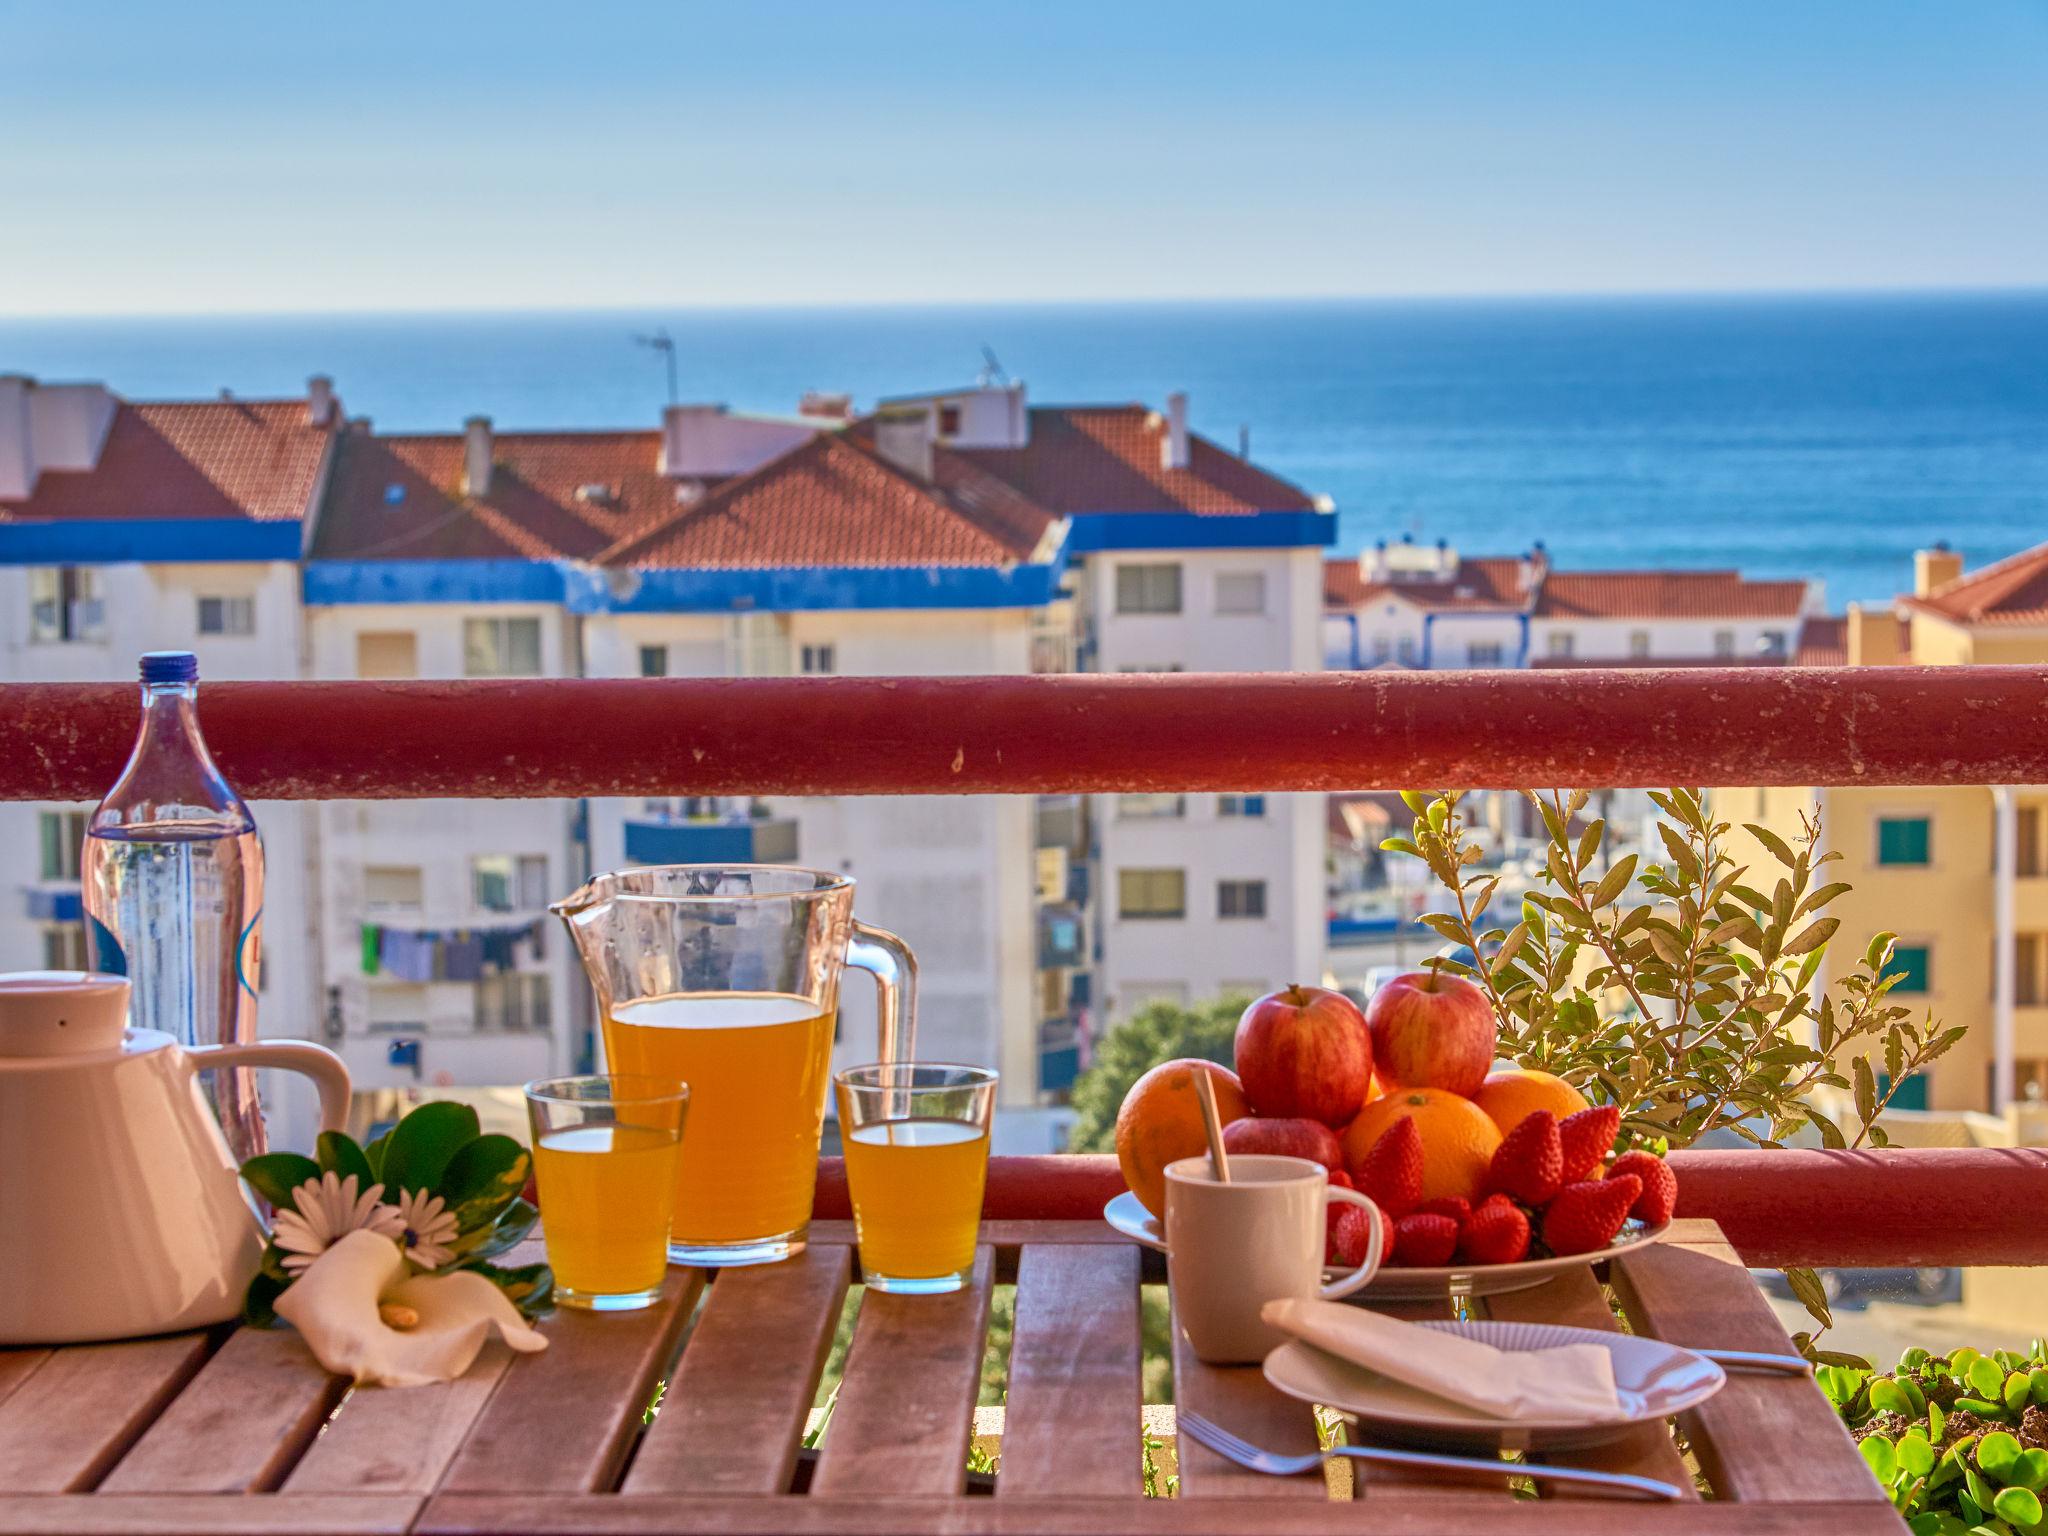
{"left": 1263, "top": 1319, "right": 1726, "bottom": 1451}
{"left": 1102, "top": 1190, "right": 1670, "bottom": 1300}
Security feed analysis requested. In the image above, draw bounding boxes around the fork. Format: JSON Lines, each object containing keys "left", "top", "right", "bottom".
{"left": 1177, "top": 1411, "right": 1685, "bottom": 1501}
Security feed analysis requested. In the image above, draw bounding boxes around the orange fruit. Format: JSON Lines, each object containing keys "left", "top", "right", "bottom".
{"left": 1472, "top": 1069, "right": 1590, "bottom": 1137}
{"left": 1341, "top": 1087, "right": 1502, "bottom": 1204}
{"left": 1114, "top": 1058, "right": 1249, "bottom": 1218}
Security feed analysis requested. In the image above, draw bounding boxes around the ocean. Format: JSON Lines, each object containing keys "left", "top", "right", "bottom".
{"left": 3, "top": 291, "right": 2044, "bottom": 606}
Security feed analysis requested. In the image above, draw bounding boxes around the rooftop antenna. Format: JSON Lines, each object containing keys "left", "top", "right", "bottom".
{"left": 633, "top": 329, "right": 679, "bottom": 406}
{"left": 977, "top": 345, "right": 1009, "bottom": 388}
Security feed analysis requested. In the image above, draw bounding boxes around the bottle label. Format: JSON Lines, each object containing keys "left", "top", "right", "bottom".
{"left": 237, "top": 910, "right": 263, "bottom": 999}
{"left": 88, "top": 913, "right": 128, "bottom": 976}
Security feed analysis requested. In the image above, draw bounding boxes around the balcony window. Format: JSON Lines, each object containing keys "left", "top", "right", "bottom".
{"left": 1547, "top": 632, "right": 1575, "bottom": 659}
{"left": 1465, "top": 641, "right": 1504, "bottom": 667}
{"left": 638, "top": 645, "right": 668, "bottom": 678}
{"left": 1115, "top": 562, "right": 1182, "bottom": 616}
{"left": 1891, "top": 943, "right": 1931, "bottom": 994}
{"left": 2017, "top": 934, "right": 2042, "bottom": 1008}
{"left": 1877, "top": 816, "right": 1931, "bottom": 867}
{"left": 1117, "top": 794, "right": 1184, "bottom": 819}
{"left": 41, "top": 924, "right": 87, "bottom": 971}
{"left": 1214, "top": 571, "right": 1266, "bottom": 615}
{"left": 464, "top": 617, "right": 542, "bottom": 677}
{"left": 364, "top": 865, "right": 424, "bottom": 914}
{"left": 801, "top": 643, "right": 837, "bottom": 675}
{"left": 1395, "top": 636, "right": 1418, "bottom": 665}
{"left": 356, "top": 630, "right": 419, "bottom": 679}
{"left": 1218, "top": 794, "right": 1266, "bottom": 818}
{"left": 476, "top": 973, "right": 551, "bottom": 1032}
{"left": 1760, "top": 630, "right": 1788, "bottom": 657}
{"left": 1712, "top": 629, "right": 1737, "bottom": 658}
{"left": 473, "top": 854, "right": 548, "bottom": 913}
{"left": 1629, "top": 630, "right": 1651, "bottom": 658}
{"left": 1218, "top": 879, "right": 1268, "bottom": 919}
{"left": 2020, "top": 806, "right": 2042, "bottom": 877}
{"left": 28, "top": 567, "right": 104, "bottom": 644}
{"left": 38, "top": 810, "right": 85, "bottom": 881}
{"left": 1118, "top": 868, "right": 1186, "bottom": 920}
{"left": 196, "top": 595, "right": 255, "bottom": 637}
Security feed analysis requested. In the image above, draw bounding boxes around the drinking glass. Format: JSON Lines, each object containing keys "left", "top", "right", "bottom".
{"left": 525, "top": 1074, "right": 689, "bottom": 1312}
{"left": 554, "top": 865, "right": 916, "bottom": 1268}
{"left": 834, "top": 1063, "right": 997, "bottom": 1294}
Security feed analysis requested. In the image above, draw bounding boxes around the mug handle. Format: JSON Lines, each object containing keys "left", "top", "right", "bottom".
{"left": 188, "top": 1041, "right": 353, "bottom": 1134}
{"left": 1318, "top": 1186, "right": 1385, "bottom": 1300}
{"left": 847, "top": 921, "right": 918, "bottom": 1063}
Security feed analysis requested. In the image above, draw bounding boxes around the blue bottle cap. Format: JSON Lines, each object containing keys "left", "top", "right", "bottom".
{"left": 139, "top": 651, "right": 199, "bottom": 684}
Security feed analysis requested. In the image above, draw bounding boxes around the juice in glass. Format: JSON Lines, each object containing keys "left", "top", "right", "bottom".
{"left": 603, "top": 992, "right": 836, "bottom": 1257}
{"left": 533, "top": 1125, "right": 679, "bottom": 1300}
{"left": 842, "top": 1118, "right": 989, "bottom": 1279}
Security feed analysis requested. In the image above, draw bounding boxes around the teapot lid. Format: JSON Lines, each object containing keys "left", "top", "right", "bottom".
{"left": 0, "top": 972, "right": 130, "bottom": 1058}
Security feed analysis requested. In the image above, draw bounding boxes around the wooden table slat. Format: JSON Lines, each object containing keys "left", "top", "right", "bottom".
{"left": 285, "top": 1344, "right": 517, "bottom": 1495}
{"left": 1335, "top": 1296, "right": 1509, "bottom": 1500}
{"left": 435, "top": 1266, "right": 705, "bottom": 1496}
{"left": 997, "top": 1244, "right": 1141, "bottom": 1497}
{"left": 809, "top": 1247, "right": 995, "bottom": 1499}
{"left": 1168, "top": 1291, "right": 1326, "bottom": 1500}
{"left": 1610, "top": 1231, "right": 1875, "bottom": 1504}
{"left": 101, "top": 1327, "right": 345, "bottom": 1494}
{"left": 1480, "top": 1268, "right": 1699, "bottom": 1499}
{"left": 0, "top": 1351, "right": 50, "bottom": 1413}
{"left": 623, "top": 1244, "right": 852, "bottom": 1496}
{"left": 0, "top": 1332, "right": 213, "bottom": 1494}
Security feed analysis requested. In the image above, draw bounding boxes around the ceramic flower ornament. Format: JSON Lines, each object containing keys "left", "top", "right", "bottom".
{"left": 275, "top": 1230, "right": 547, "bottom": 1387}
{"left": 272, "top": 1172, "right": 405, "bottom": 1273}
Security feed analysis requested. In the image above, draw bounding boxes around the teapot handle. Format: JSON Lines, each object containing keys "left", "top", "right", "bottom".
{"left": 188, "top": 1041, "right": 352, "bottom": 1134}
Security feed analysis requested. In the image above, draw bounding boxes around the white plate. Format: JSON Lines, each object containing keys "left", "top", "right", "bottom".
{"left": 1264, "top": 1320, "right": 1725, "bottom": 1452}
{"left": 1103, "top": 1190, "right": 1670, "bottom": 1300}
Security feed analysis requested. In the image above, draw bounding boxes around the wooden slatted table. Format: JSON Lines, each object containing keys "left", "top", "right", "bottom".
{"left": 0, "top": 1217, "right": 1899, "bottom": 1536}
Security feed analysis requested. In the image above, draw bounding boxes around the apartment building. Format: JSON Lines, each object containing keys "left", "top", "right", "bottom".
{"left": 0, "top": 375, "right": 337, "bottom": 1077}
{"left": 1322, "top": 538, "right": 1822, "bottom": 669}
{"left": 1721, "top": 542, "right": 2048, "bottom": 1114}
{"left": 892, "top": 385, "right": 1336, "bottom": 1021}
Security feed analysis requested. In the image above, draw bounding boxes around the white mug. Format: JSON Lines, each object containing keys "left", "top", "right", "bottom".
{"left": 1163, "top": 1154, "right": 1384, "bottom": 1364}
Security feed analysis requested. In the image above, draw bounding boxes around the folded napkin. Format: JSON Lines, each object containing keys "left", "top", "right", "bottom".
{"left": 1261, "top": 1297, "right": 1625, "bottom": 1421}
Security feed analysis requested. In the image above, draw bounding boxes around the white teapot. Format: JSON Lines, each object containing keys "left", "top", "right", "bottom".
{"left": 0, "top": 971, "right": 350, "bottom": 1344}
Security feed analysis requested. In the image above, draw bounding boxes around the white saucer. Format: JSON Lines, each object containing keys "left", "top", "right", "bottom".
{"left": 1103, "top": 1190, "right": 1669, "bottom": 1300}
{"left": 1264, "top": 1320, "right": 1725, "bottom": 1452}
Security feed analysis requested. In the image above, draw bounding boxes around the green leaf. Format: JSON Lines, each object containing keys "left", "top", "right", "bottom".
{"left": 1745, "top": 823, "right": 1799, "bottom": 867}
{"left": 2007, "top": 1373, "right": 2035, "bottom": 1415}
{"left": 241, "top": 1152, "right": 322, "bottom": 1208}
{"left": 438, "top": 1134, "right": 532, "bottom": 1231}
{"left": 1591, "top": 854, "right": 1638, "bottom": 910}
{"left": 1809, "top": 1109, "right": 1847, "bottom": 1150}
{"left": 377, "top": 1101, "right": 481, "bottom": 1196}
{"left": 241, "top": 1268, "right": 287, "bottom": 1328}
{"left": 1862, "top": 1436, "right": 1899, "bottom": 1482}
{"left": 1979, "top": 1433, "right": 2024, "bottom": 1481}
{"left": 455, "top": 1196, "right": 539, "bottom": 1260}
{"left": 1931, "top": 1401, "right": 1948, "bottom": 1442}
{"left": 1786, "top": 1267, "right": 1835, "bottom": 1330}
{"left": 1994, "top": 1488, "right": 2043, "bottom": 1528}
{"left": 362, "top": 1130, "right": 392, "bottom": 1181}
{"left": 1399, "top": 791, "right": 1434, "bottom": 815}
{"left": 1971, "top": 1358, "right": 2009, "bottom": 1400}
{"left": 2012, "top": 1449, "right": 2048, "bottom": 1494}
{"left": 1871, "top": 1378, "right": 1916, "bottom": 1416}
{"left": 315, "top": 1131, "right": 373, "bottom": 1185}
{"left": 1379, "top": 836, "right": 1422, "bottom": 858}
{"left": 1899, "top": 1433, "right": 1938, "bottom": 1478}
{"left": 465, "top": 1258, "right": 555, "bottom": 1318}
{"left": 1783, "top": 917, "right": 1841, "bottom": 957}
{"left": 1855, "top": 1056, "right": 1879, "bottom": 1129}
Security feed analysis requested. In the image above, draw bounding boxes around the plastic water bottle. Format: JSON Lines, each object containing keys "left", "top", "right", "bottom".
{"left": 83, "top": 652, "right": 267, "bottom": 1162}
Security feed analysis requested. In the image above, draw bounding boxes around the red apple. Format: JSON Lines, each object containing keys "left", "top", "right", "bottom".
{"left": 1366, "top": 971, "right": 1498, "bottom": 1097}
{"left": 1220, "top": 1115, "right": 1345, "bottom": 1175}
{"left": 1233, "top": 984, "right": 1375, "bottom": 1127}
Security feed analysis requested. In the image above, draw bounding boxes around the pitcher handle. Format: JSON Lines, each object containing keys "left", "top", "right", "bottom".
{"left": 189, "top": 1041, "right": 353, "bottom": 1134}
{"left": 847, "top": 921, "right": 917, "bottom": 1063}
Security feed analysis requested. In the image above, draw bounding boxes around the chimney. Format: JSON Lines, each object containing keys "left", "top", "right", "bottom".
{"left": 0, "top": 375, "right": 34, "bottom": 501}
{"left": 463, "top": 416, "right": 493, "bottom": 499}
{"left": 1914, "top": 543, "right": 1963, "bottom": 597}
{"left": 1846, "top": 601, "right": 1905, "bottom": 667}
{"left": 307, "top": 375, "right": 335, "bottom": 427}
{"left": 873, "top": 406, "right": 934, "bottom": 482}
{"left": 1161, "top": 391, "right": 1190, "bottom": 470}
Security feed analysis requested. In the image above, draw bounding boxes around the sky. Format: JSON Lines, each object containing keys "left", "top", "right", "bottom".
{"left": 3, "top": 1, "right": 2046, "bottom": 316}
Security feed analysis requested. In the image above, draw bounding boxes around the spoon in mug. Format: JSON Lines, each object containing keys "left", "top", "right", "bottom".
{"left": 1193, "top": 1067, "right": 1232, "bottom": 1182}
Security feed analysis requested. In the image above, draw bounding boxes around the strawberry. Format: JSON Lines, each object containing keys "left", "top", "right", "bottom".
{"left": 1324, "top": 1169, "right": 1356, "bottom": 1250}
{"left": 1606, "top": 1150, "right": 1677, "bottom": 1226}
{"left": 1329, "top": 1201, "right": 1393, "bottom": 1268}
{"left": 1542, "top": 1174, "right": 1641, "bottom": 1257}
{"left": 1488, "top": 1109, "right": 1563, "bottom": 1205}
{"left": 1558, "top": 1104, "right": 1621, "bottom": 1183}
{"left": 1459, "top": 1198, "right": 1531, "bottom": 1265}
{"left": 1355, "top": 1117, "right": 1423, "bottom": 1218}
{"left": 1391, "top": 1212, "right": 1459, "bottom": 1268}
{"left": 1413, "top": 1195, "right": 1471, "bottom": 1227}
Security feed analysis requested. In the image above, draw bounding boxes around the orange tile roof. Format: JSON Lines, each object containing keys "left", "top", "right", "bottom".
{"left": 599, "top": 432, "right": 1056, "bottom": 570}
{"left": 956, "top": 406, "right": 1315, "bottom": 515}
{"left": 312, "top": 427, "right": 679, "bottom": 562}
{"left": 1323, "top": 555, "right": 1527, "bottom": 611}
{"left": 1796, "top": 615, "right": 1848, "bottom": 666}
{"left": 1900, "top": 542, "right": 2048, "bottom": 627}
{"left": 0, "top": 399, "right": 334, "bottom": 523}
{"left": 1533, "top": 570, "right": 1808, "bottom": 620}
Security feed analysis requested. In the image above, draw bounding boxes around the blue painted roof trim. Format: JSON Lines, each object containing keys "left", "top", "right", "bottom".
{"left": 303, "top": 560, "right": 568, "bottom": 606}
{"left": 1064, "top": 509, "right": 1336, "bottom": 553}
{"left": 0, "top": 518, "right": 303, "bottom": 565}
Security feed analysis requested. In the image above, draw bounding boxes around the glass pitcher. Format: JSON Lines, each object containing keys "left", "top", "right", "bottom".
{"left": 553, "top": 865, "right": 915, "bottom": 1267}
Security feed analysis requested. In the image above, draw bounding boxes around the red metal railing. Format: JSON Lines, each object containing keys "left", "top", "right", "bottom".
{"left": 8, "top": 667, "right": 2046, "bottom": 1267}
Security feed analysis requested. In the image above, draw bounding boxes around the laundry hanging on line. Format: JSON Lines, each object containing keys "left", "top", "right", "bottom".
{"left": 360, "top": 919, "right": 546, "bottom": 981}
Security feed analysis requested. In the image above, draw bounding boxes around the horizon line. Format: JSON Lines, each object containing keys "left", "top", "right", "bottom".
{"left": 5, "top": 280, "right": 2047, "bottom": 325}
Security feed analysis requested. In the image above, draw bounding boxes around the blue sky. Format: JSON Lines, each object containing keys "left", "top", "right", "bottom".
{"left": 4, "top": 0, "right": 2045, "bottom": 314}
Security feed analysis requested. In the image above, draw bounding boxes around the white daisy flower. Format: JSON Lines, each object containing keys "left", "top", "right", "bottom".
{"left": 273, "top": 1172, "right": 404, "bottom": 1274}
{"left": 392, "top": 1187, "right": 461, "bottom": 1272}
